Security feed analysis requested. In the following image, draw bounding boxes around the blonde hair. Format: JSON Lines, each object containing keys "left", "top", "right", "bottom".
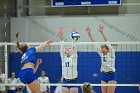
{"left": 82, "top": 83, "right": 94, "bottom": 93}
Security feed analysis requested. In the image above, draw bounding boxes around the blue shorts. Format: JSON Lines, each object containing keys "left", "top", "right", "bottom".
{"left": 101, "top": 72, "right": 117, "bottom": 82}
{"left": 8, "top": 90, "right": 16, "bottom": 93}
{"left": 19, "top": 68, "right": 36, "bottom": 84}
{"left": 62, "top": 78, "right": 78, "bottom": 89}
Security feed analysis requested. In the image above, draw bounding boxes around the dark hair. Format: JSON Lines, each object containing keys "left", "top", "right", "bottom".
{"left": 16, "top": 32, "right": 29, "bottom": 54}
{"left": 41, "top": 70, "right": 46, "bottom": 72}
{"left": 101, "top": 44, "right": 109, "bottom": 50}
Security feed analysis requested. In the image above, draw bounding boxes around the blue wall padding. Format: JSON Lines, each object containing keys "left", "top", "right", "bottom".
{"left": 9, "top": 52, "right": 140, "bottom": 93}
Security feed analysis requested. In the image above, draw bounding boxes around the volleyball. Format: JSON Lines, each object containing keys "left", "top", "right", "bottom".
{"left": 70, "top": 31, "right": 80, "bottom": 41}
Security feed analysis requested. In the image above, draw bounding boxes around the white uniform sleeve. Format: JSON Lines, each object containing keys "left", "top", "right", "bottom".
{"left": 46, "top": 77, "right": 50, "bottom": 83}
{"left": 93, "top": 43, "right": 102, "bottom": 56}
{"left": 72, "top": 43, "right": 78, "bottom": 63}
{"left": 60, "top": 41, "right": 65, "bottom": 60}
{"left": 8, "top": 78, "right": 10, "bottom": 83}
{"left": 73, "top": 43, "right": 78, "bottom": 58}
{"left": 37, "top": 77, "right": 40, "bottom": 83}
{"left": 105, "top": 41, "right": 115, "bottom": 58}
{"left": 46, "top": 77, "right": 50, "bottom": 88}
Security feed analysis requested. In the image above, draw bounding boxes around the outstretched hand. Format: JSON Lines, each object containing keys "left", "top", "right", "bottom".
{"left": 72, "top": 26, "right": 77, "bottom": 32}
{"left": 98, "top": 24, "right": 104, "bottom": 33}
{"left": 85, "top": 26, "right": 92, "bottom": 35}
{"left": 58, "top": 27, "right": 65, "bottom": 40}
{"left": 37, "top": 59, "right": 42, "bottom": 65}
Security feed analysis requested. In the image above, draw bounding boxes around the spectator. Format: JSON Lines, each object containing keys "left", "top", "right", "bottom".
{"left": 38, "top": 70, "right": 50, "bottom": 93}
{"left": 0, "top": 66, "right": 5, "bottom": 93}
{"left": 8, "top": 72, "right": 17, "bottom": 93}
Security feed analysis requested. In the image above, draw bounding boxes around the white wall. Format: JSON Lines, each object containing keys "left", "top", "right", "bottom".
{"left": 11, "top": 14, "right": 140, "bottom": 42}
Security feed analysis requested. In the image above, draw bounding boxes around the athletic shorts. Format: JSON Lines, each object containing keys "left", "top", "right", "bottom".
{"left": 62, "top": 78, "right": 78, "bottom": 89}
{"left": 8, "top": 90, "right": 16, "bottom": 93}
{"left": 101, "top": 72, "right": 117, "bottom": 82}
{"left": 19, "top": 68, "right": 36, "bottom": 84}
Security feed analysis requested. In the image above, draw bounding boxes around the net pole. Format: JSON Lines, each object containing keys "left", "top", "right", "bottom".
{"left": 4, "top": 43, "right": 8, "bottom": 84}
{"left": 3, "top": 0, "right": 8, "bottom": 84}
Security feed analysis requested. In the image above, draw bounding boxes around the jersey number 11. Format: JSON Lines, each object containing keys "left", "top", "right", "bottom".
{"left": 65, "top": 62, "right": 69, "bottom": 67}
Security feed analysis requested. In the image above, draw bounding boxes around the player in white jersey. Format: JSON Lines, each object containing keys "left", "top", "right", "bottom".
{"left": 8, "top": 72, "right": 18, "bottom": 93}
{"left": 38, "top": 70, "right": 50, "bottom": 93}
{"left": 58, "top": 27, "right": 78, "bottom": 93}
{"left": 0, "top": 66, "right": 5, "bottom": 93}
{"left": 85, "top": 25, "right": 117, "bottom": 93}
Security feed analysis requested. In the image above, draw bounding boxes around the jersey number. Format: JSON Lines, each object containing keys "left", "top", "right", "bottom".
{"left": 103, "top": 57, "right": 106, "bottom": 62}
{"left": 65, "top": 62, "right": 69, "bottom": 67}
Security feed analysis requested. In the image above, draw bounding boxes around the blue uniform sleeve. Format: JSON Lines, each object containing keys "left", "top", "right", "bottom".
{"left": 29, "top": 47, "right": 36, "bottom": 54}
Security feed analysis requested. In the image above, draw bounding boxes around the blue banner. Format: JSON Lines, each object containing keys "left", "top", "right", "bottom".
{"left": 52, "top": 0, "right": 121, "bottom": 7}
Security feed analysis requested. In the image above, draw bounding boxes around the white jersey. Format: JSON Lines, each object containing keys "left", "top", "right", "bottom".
{"left": 0, "top": 73, "right": 5, "bottom": 91}
{"left": 60, "top": 42, "right": 78, "bottom": 79}
{"left": 62, "top": 55, "right": 78, "bottom": 79}
{"left": 8, "top": 78, "right": 17, "bottom": 90}
{"left": 96, "top": 42, "right": 116, "bottom": 72}
{"left": 37, "top": 76, "right": 50, "bottom": 92}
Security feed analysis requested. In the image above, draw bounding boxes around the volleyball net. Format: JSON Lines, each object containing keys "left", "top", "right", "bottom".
{"left": 0, "top": 42, "right": 140, "bottom": 92}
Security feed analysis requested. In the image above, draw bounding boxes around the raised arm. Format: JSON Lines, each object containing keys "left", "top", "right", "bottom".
{"left": 35, "top": 39, "right": 53, "bottom": 51}
{"left": 98, "top": 24, "right": 107, "bottom": 42}
{"left": 33, "top": 59, "right": 42, "bottom": 73}
{"left": 85, "top": 26, "right": 101, "bottom": 55}
{"left": 58, "top": 27, "right": 65, "bottom": 58}
{"left": 85, "top": 26, "right": 96, "bottom": 42}
{"left": 71, "top": 27, "right": 78, "bottom": 57}
{"left": 98, "top": 24, "right": 115, "bottom": 54}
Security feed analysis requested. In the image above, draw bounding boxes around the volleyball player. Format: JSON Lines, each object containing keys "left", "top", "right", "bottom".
{"left": 58, "top": 27, "right": 78, "bottom": 93}
{"left": 82, "top": 83, "right": 94, "bottom": 93}
{"left": 15, "top": 32, "right": 53, "bottom": 93}
{"left": 85, "top": 25, "right": 117, "bottom": 93}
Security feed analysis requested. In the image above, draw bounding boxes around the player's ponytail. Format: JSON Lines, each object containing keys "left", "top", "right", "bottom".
{"left": 16, "top": 32, "right": 29, "bottom": 54}
{"left": 16, "top": 32, "right": 21, "bottom": 50}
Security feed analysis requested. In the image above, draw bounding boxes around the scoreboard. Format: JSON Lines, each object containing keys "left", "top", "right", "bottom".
{"left": 52, "top": 0, "right": 121, "bottom": 7}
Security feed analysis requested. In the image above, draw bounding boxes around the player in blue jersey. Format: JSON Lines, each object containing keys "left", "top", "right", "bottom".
{"left": 15, "top": 32, "right": 53, "bottom": 93}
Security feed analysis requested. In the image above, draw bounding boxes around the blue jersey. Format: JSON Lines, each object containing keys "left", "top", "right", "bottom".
{"left": 20, "top": 47, "right": 36, "bottom": 68}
